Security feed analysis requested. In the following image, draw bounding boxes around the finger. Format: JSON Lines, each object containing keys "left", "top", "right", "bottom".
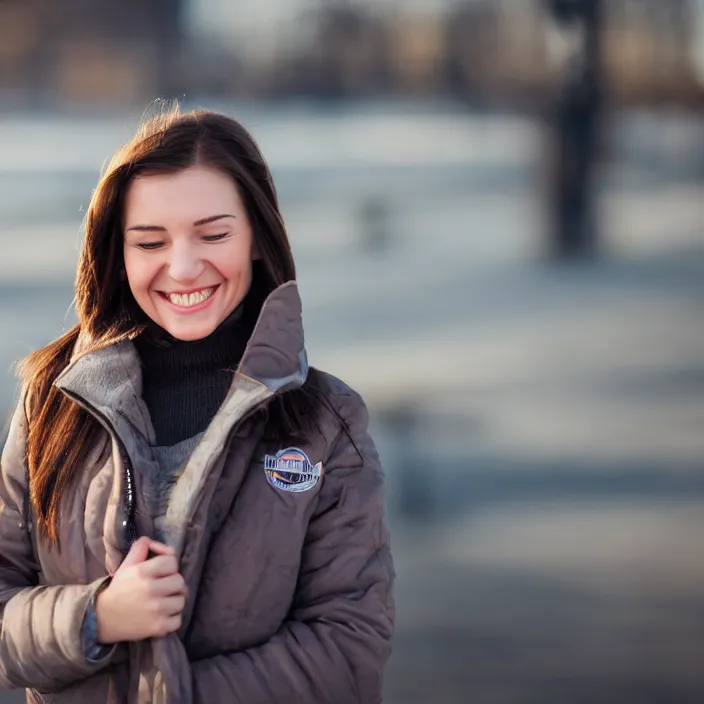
{"left": 146, "top": 540, "right": 175, "bottom": 557}
{"left": 162, "top": 613, "right": 183, "bottom": 636}
{"left": 141, "top": 554, "right": 179, "bottom": 579}
{"left": 120, "top": 537, "right": 151, "bottom": 569}
{"left": 151, "top": 573, "right": 187, "bottom": 597}
{"left": 161, "top": 594, "right": 186, "bottom": 617}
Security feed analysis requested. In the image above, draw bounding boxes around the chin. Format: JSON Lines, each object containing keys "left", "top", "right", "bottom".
{"left": 164, "top": 322, "right": 217, "bottom": 341}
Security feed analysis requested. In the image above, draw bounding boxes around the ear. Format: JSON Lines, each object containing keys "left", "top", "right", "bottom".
{"left": 251, "top": 242, "right": 261, "bottom": 261}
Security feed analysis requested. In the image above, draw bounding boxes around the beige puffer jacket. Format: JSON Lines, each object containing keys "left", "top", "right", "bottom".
{"left": 0, "top": 282, "right": 394, "bottom": 703}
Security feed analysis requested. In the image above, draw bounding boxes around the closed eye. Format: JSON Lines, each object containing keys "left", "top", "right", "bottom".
{"left": 135, "top": 233, "right": 229, "bottom": 249}
{"left": 137, "top": 242, "right": 164, "bottom": 251}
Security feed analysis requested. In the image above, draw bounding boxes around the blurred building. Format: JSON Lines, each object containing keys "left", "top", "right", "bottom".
{"left": 0, "top": 0, "right": 702, "bottom": 106}
{"left": 603, "top": 0, "right": 703, "bottom": 104}
{"left": 187, "top": 0, "right": 703, "bottom": 107}
{"left": 0, "top": 0, "right": 185, "bottom": 105}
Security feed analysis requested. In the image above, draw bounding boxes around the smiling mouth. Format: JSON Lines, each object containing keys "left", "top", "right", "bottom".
{"left": 158, "top": 285, "right": 219, "bottom": 308}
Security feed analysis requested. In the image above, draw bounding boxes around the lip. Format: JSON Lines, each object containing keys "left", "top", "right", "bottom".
{"left": 161, "top": 285, "right": 218, "bottom": 296}
{"left": 157, "top": 284, "right": 220, "bottom": 314}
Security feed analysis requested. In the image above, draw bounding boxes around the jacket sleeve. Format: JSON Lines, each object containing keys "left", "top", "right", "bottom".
{"left": 0, "top": 393, "right": 117, "bottom": 691}
{"left": 191, "top": 387, "right": 395, "bottom": 704}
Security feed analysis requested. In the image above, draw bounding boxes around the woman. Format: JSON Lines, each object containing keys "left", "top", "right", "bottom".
{"left": 0, "top": 108, "right": 394, "bottom": 703}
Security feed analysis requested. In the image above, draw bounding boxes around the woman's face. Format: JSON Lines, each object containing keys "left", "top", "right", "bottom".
{"left": 123, "top": 165, "right": 256, "bottom": 341}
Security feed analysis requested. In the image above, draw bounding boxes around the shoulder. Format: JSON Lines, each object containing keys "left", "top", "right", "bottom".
{"left": 307, "top": 370, "right": 380, "bottom": 471}
{"left": 315, "top": 370, "right": 364, "bottom": 404}
{"left": 0, "top": 387, "right": 31, "bottom": 516}
{"left": 312, "top": 369, "right": 370, "bottom": 430}
{"left": 306, "top": 371, "right": 384, "bottom": 495}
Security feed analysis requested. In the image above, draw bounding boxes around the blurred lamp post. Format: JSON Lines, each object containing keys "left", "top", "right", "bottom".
{"left": 545, "top": 0, "right": 604, "bottom": 261}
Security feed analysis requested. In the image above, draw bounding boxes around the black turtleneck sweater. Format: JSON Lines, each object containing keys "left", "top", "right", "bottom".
{"left": 134, "top": 268, "right": 267, "bottom": 446}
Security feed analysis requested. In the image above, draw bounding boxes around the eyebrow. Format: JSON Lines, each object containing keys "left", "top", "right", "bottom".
{"left": 126, "top": 214, "right": 236, "bottom": 232}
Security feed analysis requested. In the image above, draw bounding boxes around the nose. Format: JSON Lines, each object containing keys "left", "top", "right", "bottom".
{"left": 168, "top": 238, "right": 204, "bottom": 283}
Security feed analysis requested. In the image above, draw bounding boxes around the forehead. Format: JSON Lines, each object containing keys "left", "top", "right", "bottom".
{"left": 123, "top": 166, "right": 243, "bottom": 224}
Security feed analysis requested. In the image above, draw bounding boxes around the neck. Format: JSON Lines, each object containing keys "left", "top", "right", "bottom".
{"left": 133, "top": 266, "right": 270, "bottom": 444}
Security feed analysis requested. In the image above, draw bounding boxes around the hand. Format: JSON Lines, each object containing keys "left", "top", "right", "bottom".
{"left": 95, "top": 537, "right": 186, "bottom": 644}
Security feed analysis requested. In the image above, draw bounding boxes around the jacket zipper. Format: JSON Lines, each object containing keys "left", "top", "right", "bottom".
{"left": 60, "top": 387, "right": 271, "bottom": 551}
{"left": 58, "top": 389, "right": 137, "bottom": 551}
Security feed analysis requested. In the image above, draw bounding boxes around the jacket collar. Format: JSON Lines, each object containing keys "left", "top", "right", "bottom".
{"left": 53, "top": 281, "right": 308, "bottom": 445}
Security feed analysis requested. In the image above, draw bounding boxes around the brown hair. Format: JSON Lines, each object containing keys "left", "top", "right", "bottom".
{"left": 19, "top": 107, "right": 331, "bottom": 545}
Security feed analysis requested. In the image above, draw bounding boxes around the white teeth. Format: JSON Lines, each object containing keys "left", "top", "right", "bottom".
{"left": 167, "top": 287, "right": 215, "bottom": 307}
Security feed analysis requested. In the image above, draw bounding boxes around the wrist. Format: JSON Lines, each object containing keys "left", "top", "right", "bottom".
{"left": 94, "top": 578, "right": 116, "bottom": 644}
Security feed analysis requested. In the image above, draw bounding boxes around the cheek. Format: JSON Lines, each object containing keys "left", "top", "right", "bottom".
{"left": 228, "top": 260, "right": 253, "bottom": 289}
{"left": 123, "top": 252, "right": 153, "bottom": 301}
{"left": 217, "top": 242, "right": 254, "bottom": 283}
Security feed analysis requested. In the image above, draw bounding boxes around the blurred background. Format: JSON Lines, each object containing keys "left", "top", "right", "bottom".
{"left": 1, "top": 1, "right": 703, "bottom": 702}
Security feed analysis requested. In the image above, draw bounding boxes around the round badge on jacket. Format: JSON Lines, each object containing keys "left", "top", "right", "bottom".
{"left": 263, "top": 447, "right": 323, "bottom": 493}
